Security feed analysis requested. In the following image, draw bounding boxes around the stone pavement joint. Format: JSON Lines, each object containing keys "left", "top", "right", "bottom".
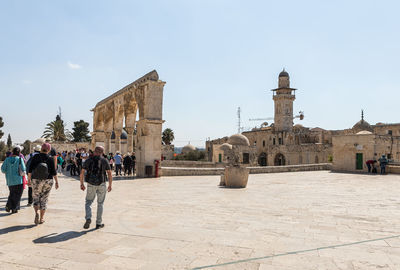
{"left": 191, "top": 234, "right": 400, "bottom": 269}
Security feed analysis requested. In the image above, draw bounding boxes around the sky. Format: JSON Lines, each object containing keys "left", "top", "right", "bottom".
{"left": 1, "top": 0, "right": 399, "bottom": 147}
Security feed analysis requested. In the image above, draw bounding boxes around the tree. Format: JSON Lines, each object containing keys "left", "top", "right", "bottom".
{"left": 0, "top": 116, "right": 4, "bottom": 139}
{"left": 162, "top": 128, "right": 175, "bottom": 145}
{"left": 72, "top": 120, "right": 91, "bottom": 142}
{"left": 7, "top": 134, "right": 12, "bottom": 150}
{"left": 42, "top": 114, "right": 70, "bottom": 142}
{"left": 0, "top": 141, "right": 6, "bottom": 161}
{"left": 21, "top": 140, "right": 31, "bottom": 156}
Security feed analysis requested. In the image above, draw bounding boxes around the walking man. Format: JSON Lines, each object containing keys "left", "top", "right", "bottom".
{"left": 80, "top": 146, "right": 112, "bottom": 229}
{"left": 114, "top": 151, "right": 122, "bottom": 176}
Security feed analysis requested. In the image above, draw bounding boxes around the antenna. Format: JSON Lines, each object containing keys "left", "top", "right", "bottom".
{"left": 237, "top": 107, "right": 242, "bottom": 133}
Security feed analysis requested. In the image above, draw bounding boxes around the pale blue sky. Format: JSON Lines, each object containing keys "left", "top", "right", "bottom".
{"left": 1, "top": 0, "right": 399, "bottom": 147}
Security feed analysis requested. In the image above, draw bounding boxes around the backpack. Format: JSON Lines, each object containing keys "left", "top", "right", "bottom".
{"left": 32, "top": 155, "right": 49, "bottom": 180}
{"left": 85, "top": 156, "right": 105, "bottom": 186}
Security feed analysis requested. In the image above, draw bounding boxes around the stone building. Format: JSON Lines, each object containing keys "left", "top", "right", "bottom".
{"left": 90, "top": 70, "right": 165, "bottom": 177}
{"left": 206, "top": 69, "right": 333, "bottom": 166}
{"left": 332, "top": 131, "right": 400, "bottom": 172}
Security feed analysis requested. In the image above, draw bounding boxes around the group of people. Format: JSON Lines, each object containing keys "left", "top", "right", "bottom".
{"left": 51, "top": 149, "right": 136, "bottom": 177}
{"left": 366, "top": 154, "right": 389, "bottom": 174}
{"left": 1, "top": 144, "right": 113, "bottom": 229}
{"left": 107, "top": 151, "right": 136, "bottom": 176}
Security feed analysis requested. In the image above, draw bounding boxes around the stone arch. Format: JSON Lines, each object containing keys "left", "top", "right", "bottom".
{"left": 91, "top": 70, "right": 165, "bottom": 177}
{"left": 274, "top": 153, "right": 286, "bottom": 166}
{"left": 258, "top": 152, "right": 267, "bottom": 166}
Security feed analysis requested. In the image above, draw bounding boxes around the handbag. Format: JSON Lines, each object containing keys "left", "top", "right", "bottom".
{"left": 18, "top": 157, "right": 26, "bottom": 177}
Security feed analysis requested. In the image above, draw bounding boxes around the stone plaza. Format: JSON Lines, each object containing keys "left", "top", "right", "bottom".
{"left": 1, "top": 171, "right": 400, "bottom": 269}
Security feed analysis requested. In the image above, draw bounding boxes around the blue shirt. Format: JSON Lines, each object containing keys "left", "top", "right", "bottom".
{"left": 1, "top": 156, "right": 26, "bottom": 186}
{"left": 114, "top": 154, "right": 122, "bottom": 165}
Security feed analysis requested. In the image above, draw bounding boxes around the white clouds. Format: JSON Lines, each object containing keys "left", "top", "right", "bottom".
{"left": 67, "top": 61, "right": 82, "bottom": 69}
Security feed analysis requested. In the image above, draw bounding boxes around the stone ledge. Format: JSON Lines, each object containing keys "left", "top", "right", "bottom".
{"left": 161, "top": 163, "right": 332, "bottom": 176}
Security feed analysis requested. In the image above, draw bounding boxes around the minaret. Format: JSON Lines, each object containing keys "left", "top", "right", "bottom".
{"left": 272, "top": 69, "right": 296, "bottom": 132}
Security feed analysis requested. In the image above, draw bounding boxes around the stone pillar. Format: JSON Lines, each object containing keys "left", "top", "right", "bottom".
{"left": 114, "top": 129, "right": 122, "bottom": 153}
{"left": 91, "top": 132, "right": 97, "bottom": 150}
{"left": 125, "top": 127, "right": 135, "bottom": 153}
{"left": 104, "top": 131, "right": 112, "bottom": 154}
{"left": 136, "top": 119, "right": 164, "bottom": 177}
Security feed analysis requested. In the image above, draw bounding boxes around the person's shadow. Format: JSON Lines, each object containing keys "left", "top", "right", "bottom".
{"left": 0, "top": 224, "right": 36, "bottom": 235}
{"left": 33, "top": 229, "right": 97, "bottom": 244}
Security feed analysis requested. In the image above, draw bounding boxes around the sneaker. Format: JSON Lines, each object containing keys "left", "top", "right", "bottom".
{"left": 96, "top": 224, "right": 104, "bottom": 229}
{"left": 83, "top": 219, "right": 91, "bottom": 229}
{"left": 27, "top": 203, "right": 32, "bottom": 207}
{"left": 11, "top": 209, "right": 18, "bottom": 214}
{"left": 5, "top": 206, "right": 10, "bottom": 213}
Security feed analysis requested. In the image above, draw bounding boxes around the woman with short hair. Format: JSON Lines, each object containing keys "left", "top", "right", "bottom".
{"left": 28, "top": 143, "right": 59, "bottom": 225}
{"left": 1, "top": 147, "right": 26, "bottom": 213}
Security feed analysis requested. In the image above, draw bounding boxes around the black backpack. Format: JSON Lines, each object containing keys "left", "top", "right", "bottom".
{"left": 85, "top": 156, "right": 105, "bottom": 186}
{"left": 32, "top": 155, "right": 49, "bottom": 180}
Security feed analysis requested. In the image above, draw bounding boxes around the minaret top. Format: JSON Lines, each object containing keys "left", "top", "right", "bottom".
{"left": 279, "top": 68, "right": 289, "bottom": 78}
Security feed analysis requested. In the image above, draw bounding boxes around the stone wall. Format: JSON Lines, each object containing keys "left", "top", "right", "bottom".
{"left": 161, "top": 163, "right": 332, "bottom": 176}
{"left": 161, "top": 160, "right": 225, "bottom": 168}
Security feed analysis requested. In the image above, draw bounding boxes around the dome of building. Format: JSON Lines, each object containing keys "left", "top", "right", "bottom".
{"left": 352, "top": 119, "right": 373, "bottom": 132}
{"left": 356, "top": 130, "right": 373, "bottom": 135}
{"left": 182, "top": 144, "right": 196, "bottom": 154}
{"left": 219, "top": 143, "right": 232, "bottom": 152}
{"left": 227, "top": 134, "right": 250, "bottom": 146}
{"left": 352, "top": 111, "right": 373, "bottom": 132}
{"left": 279, "top": 69, "right": 289, "bottom": 78}
{"left": 111, "top": 129, "right": 128, "bottom": 140}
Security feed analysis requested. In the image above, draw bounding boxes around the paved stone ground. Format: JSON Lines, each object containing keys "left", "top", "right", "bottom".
{"left": 1, "top": 171, "right": 400, "bottom": 269}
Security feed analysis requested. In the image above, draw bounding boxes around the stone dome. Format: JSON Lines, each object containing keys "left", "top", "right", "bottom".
{"left": 182, "top": 144, "right": 196, "bottom": 154}
{"left": 227, "top": 134, "right": 250, "bottom": 146}
{"left": 219, "top": 143, "right": 232, "bottom": 152}
{"left": 111, "top": 129, "right": 128, "bottom": 140}
{"left": 279, "top": 69, "right": 289, "bottom": 78}
{"left": 352, "top": 119, "right": 373, "bottom": 132}
{"left": 356, "top": 130, "right": 373, "bottom": 135}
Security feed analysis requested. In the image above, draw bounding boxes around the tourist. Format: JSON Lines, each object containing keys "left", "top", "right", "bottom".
{"left": 108, "top": 153, "right": 114, "bottom": 170}
{"left": 378, "top": 154, "right": 388, "bottom": 175}
{"left": 57, "top": 152, "right": 64, "bottom": 174}
{"left": 114, "top": 151, "right": 122, "bottom": 176}
{"left": 1, "top": 147, "right": 26, "bottom": 213}
{"left": 123, "top": 153, "right": 133, "bottom": 176}
{"left": 25, "top": 145, "right": 41, "bottom": 206}
{"left": 80, "top": 146, "right": 112, "bottom": 229}
{"left": 365, "top": 159, "right": 374, "bottom": 173}
{"left": 28, "top": 143, "right": 59, "bottom": 225}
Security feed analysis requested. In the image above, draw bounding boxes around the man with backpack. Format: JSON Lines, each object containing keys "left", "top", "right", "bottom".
{"left": 80, "top": 146, "right": 112, "bottom": 229}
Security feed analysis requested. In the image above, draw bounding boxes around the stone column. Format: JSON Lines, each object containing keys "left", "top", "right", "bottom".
{"left": 136, "top": 119, "right": 164, "bottom": 177}
{"left": 104, "top": 131, "right": 112, "bottom": 154}
{"left": 125, "top": 127, "right": 135, "bottom": 153}
{"left": 114, "top": 129, "right": 122, "bottom": 153}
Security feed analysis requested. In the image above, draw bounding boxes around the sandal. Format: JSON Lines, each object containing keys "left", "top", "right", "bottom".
{"left": 39, "top": 220, "right": 45, "bottom": 224}
{"left": 34, "top": 213, "right": 39, "bottom": 225}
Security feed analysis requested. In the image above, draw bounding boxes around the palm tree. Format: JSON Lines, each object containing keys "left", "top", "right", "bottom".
{"left": 42, "top": 115, "right": 71, "bottom": 142}
{"left": 162, "top": 128, "right": 175, "bottom": 145}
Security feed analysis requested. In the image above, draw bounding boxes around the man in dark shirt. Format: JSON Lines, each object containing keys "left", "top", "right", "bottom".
{"left": 80, "top": 146, "right": 112, "bottom": 229}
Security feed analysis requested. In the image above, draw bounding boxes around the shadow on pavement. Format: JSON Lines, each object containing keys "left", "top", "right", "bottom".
{"left": 0, "top": 224, "right": 36, "bottom": 235}
{"left": 33, "top": 228, "right": 97, "bottom": 244}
